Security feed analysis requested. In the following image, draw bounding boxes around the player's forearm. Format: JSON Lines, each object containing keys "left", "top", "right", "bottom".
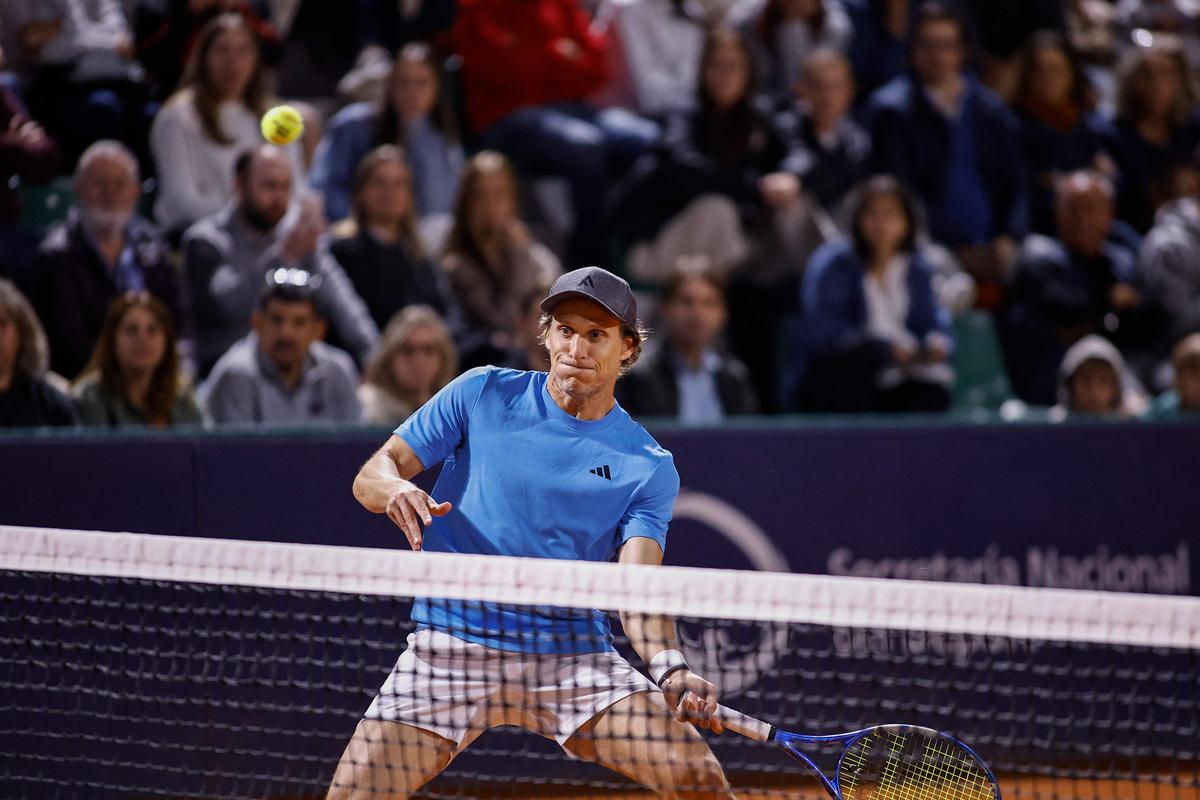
{"left": 621, "top": 610, "right": 680, "bottom": 667}
{"left": 616, "top": 539, "right": 684, "bottom": 672}
{"left": 352, "top": 453, "right": 414, "bottom": 513}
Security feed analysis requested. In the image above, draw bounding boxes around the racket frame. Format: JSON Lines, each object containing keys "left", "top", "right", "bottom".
{"left": 714, "top": 706, "right": 1002, "bottom": 800}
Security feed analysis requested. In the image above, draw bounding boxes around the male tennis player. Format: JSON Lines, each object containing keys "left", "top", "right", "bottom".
{"left": 326, "top": 267, "right": 735, "bottom": 799}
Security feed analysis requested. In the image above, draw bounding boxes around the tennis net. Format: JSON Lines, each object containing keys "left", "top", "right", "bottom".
{"left": 1, "top": 524, "right": 1197, "bottom": 799}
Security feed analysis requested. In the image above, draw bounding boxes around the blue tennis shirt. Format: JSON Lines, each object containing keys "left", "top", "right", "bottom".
{"left": 395, "top": 366, "right": 680, "bottom": 653}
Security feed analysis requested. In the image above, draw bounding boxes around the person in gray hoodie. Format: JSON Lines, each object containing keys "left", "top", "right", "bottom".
{"left": 201, "top": 275, "right": 362, "bottom": 425}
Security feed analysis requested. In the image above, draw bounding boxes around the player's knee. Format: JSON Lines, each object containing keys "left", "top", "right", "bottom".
{"left": 324, "top": 749, "right": 371, "bottom": 800}
{"left": 673, "top": 754, "right": 731, "bottom": 799}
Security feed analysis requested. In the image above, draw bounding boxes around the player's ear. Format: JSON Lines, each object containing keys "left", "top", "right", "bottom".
{"left": 250, "top": 309, "right": 264, "bottom": 335}
{"left": 621, "top": 334, "right": 634, "bottom": 361}
{"left": 313, "top": 318, "right": 328, "bottom": 341}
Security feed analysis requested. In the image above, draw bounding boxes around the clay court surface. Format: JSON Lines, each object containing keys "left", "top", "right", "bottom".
{"left": 502, "top": 780, "right": 1199, "bottom": 799}
{"left": 416, "top": 772, "right": 1200, "bottom": 799}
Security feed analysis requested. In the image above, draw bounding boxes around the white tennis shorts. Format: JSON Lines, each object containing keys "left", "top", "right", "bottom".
{"left": 364, "top": 629, "right": 656, "bottom": 752}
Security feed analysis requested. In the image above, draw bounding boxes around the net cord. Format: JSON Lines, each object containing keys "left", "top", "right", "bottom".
{"left": 2, "top": 524, "right": 1198, "bottom": 650}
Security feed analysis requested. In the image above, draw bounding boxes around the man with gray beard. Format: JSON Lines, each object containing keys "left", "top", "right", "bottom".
{"left": 31, "top": 140, "right": 182, "bottom": 379}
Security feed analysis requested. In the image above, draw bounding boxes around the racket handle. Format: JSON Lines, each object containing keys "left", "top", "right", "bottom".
{"left": 714, "top": 705, "right": 773, "bottom": 743}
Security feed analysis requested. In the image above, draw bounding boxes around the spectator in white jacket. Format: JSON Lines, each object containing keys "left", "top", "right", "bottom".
{"left": 150, "top": 12, "right": 304, "bottom": 235}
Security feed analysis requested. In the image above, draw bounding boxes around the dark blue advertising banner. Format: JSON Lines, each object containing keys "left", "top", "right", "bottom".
{"left": 0, "top": 420, "right": 1195, "bottom": 595}
{"left": 1, "top": 420, "right": 1197, "bottom": 799}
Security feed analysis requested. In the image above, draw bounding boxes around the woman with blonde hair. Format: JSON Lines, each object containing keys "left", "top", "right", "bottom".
{"left": 72, "top": 292, "right": 203, "bottom": 428}
{"left": 359, "top": 305, "right": 457, "bottom": 425}
{"left": 150, "top": 12, "right": 305, "bottom": 233}
{"left": 0, "top": 279, "right": 77, "bottom": 428}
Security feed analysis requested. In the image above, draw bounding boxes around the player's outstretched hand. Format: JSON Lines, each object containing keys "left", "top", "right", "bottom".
{"left": 385, "top": 482, "right": 452, "bottom": 551}
{"left": 661, "top": 669, "right": 725, "bottom": 734}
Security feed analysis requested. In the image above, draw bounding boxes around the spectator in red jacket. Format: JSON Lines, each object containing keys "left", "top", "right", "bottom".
{"left": 453, "top": 0, "right": 658, "bottom": 263}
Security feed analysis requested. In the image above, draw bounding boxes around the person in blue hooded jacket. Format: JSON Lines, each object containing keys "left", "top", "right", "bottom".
{"left": 790, "top": 175, "right": 954, "bottom": 412}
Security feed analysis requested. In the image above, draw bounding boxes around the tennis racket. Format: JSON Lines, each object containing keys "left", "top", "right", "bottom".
{"left": 714, "top": 705, "right": 1001, "bottom": 800}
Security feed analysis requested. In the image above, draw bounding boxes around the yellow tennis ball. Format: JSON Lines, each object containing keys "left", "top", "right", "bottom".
{"left": 261, "top": 105, "right": 304, "bottom": 146}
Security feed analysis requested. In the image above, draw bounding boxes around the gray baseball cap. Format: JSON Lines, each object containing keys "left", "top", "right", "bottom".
{"left": 540, "top": 267, "right": 638, "bottom": 329}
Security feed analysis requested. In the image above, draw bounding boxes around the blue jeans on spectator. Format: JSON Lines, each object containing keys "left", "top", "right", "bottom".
{"left": 479, "top": 102, "right": 659, "bottom": 265}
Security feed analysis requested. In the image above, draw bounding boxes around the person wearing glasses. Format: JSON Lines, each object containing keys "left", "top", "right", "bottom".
{"left": 359, "top": 305, "right": 458, "bottom": 426}
{"left": 200, "top": 270, "right": 362, "bottom": 425}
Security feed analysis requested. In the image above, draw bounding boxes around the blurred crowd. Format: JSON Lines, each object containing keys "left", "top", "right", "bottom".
{"left": 2, "top": 0, "right": 1200, "bottom": 431}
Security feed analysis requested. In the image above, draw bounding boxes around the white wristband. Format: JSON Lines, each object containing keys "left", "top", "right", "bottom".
{"left": 648, "top": 649, "right": 689, "bottom": 686}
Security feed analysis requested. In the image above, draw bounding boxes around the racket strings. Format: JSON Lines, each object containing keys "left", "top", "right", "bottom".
{"left": 839, "top": 728, "right": 997, "bottom": 800}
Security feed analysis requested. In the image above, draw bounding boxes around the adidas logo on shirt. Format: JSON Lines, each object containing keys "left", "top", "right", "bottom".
{"left": 588, "top": 465, "right": 612, "bottom": 480}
